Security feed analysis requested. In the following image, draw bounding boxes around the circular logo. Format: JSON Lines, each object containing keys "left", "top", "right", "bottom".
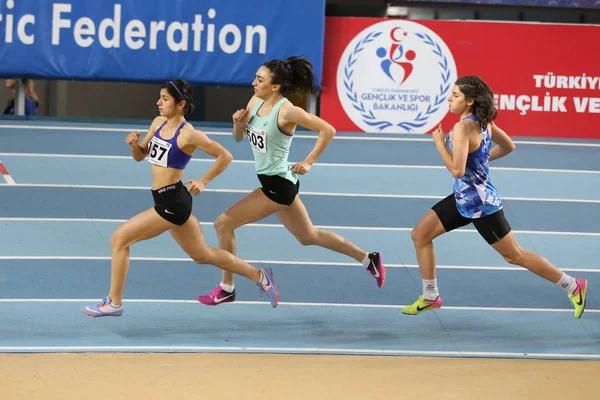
{"left": 337, "top": 20, "right": 457, "bottom": 134}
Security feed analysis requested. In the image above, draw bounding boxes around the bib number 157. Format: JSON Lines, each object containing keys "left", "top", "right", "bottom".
{"left": 150, "top": 142, "right": 167, "bottom": 161}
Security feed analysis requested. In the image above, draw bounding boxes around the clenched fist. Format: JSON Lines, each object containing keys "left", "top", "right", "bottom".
{"left": 185, "top": 179, "right": 205, "bottom": 196}
{"left": 126, "top": 131, "right": 141, "bottom": 146}
{"left": 232, "top": 109, "right": 249, "bottom": 125}
{"left": 291, "top": 160, "right": 312, "bottom": 175}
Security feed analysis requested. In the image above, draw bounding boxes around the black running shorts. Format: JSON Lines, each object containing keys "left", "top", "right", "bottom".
{"left": 431, "top": 194, "right": 512, "bottom": 245}
{"left": 152, "top": 181, "right": 192, "bottom": 226}
{"left": 257, "top": 174, "right": 300, "bottom": 206}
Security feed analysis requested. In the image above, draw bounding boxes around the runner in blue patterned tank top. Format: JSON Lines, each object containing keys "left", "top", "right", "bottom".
{"left": 448, "top": 114, "right": 503, "bottom": 219}
{"left": 81, "top": 79, "right": 279, "bottom": 318}
{"left": 402, "top": 76, "right": 588, "bottom": 319}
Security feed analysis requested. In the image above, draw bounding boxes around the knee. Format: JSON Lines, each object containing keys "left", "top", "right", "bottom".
{"left": 191, "top": 248, "right": 213, "bottom": 265}
{"left": 502, "top": 248, "right": 523, "bottom": 265}
{"left": 411, "top": 227, "right": 430, "bottom": 247}
{"left": 214, "top": 213, "right": 234, "bottom": 236}
{"left": 192, "top": 254, "right": 210, "bottom": 265}
{"left": 110, "top": 229, "right": 130, "bottom": 250}
{"left": 295, "top": 230, "right": 318, "bottom": 246}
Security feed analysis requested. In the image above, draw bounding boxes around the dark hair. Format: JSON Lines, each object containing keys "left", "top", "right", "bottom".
{"left": 455, "top": 76, "right": 497, "bottom": 127}
{"left": 161, "top": 79, "right": 195, "bottom": 117}
{"left": 262, "top": 56, "right": 320, "bottom": 95}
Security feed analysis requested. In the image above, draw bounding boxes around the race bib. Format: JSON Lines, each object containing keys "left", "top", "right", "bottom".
{"left": 148, "top": 136, "right": 172, "bottom": 167}
{"left": 246, "top": 125, "right": 267, "bottom": 154}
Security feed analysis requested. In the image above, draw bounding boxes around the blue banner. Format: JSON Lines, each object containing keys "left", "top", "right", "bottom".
{"left": 0, "top": 0, "right": 326, "bottom": 85}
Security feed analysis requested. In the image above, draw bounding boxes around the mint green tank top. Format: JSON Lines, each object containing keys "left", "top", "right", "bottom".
{"left": 245, "top": 97, "right": 298, "bottom": 184}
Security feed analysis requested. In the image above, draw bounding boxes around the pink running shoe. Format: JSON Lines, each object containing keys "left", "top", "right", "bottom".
{"left": 197, "top": 285, "right": 236, "bottom": 306}
{"left": 366, "top": 252, "right": 386, "bottom": 288}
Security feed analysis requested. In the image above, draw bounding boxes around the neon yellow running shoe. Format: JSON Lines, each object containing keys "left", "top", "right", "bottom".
{"left": 568, "top": 278, "right": 588, "bottom": 319}
{"left": 401, "top": 295, "right": 443, "bottom": 315}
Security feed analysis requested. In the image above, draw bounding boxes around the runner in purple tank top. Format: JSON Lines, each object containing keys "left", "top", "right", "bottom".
{"left": 81, "top": 79, "right": 279, "bottom": 318}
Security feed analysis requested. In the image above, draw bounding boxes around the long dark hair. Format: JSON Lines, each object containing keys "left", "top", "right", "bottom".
{"left": 161, "top": 79, "right": 195, "bottom": 117}
{"left": 262, "top": 56, "right": 320, "bottom": 95}
{"left": 455, "top": 76, "right": 497, "bottom": 127}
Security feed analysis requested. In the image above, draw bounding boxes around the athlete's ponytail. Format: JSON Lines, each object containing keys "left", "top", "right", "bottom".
{"left": 263, "top": 56, "right": 320, "bottom": 95}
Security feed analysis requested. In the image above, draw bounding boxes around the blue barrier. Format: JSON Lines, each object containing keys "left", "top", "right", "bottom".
{"left": 0, "top": 0, "right": 326, "bottom": 85}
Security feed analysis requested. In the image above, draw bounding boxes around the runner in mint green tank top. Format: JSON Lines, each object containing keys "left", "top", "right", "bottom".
{"left": 197, "top": 56, "right": 386, "bottom": 307}
{"left": 246, "top": 97, "right": 298, "bottom": 184}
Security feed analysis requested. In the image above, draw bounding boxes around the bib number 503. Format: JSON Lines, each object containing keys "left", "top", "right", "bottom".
{"left": 247, "top": 130, "right": 265, "bottom": 150}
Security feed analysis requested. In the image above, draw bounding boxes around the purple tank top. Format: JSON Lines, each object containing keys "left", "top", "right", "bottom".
{"left": 147, "top": 120, "right": 192, "bottom": 170}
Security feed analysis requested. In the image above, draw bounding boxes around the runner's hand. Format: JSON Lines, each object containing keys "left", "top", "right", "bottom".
{"left": 185, "top": 179, "right": 205, "bottom": 195}
{"left": 432, "top": 124, "right": 444, "bottom": 144}
{"left": 126, "top": 131, "right": 141, "bottom": 146}
{"left": 291, "top": 160, "right": 312, "bottom": 175}
{"left": 232, "top": 109, "right": 249, "bottom": 125}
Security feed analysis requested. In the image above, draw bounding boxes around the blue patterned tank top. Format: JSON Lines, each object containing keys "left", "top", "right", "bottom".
{"left": 445, "top": 115, "right": 503, "bottom": 218}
